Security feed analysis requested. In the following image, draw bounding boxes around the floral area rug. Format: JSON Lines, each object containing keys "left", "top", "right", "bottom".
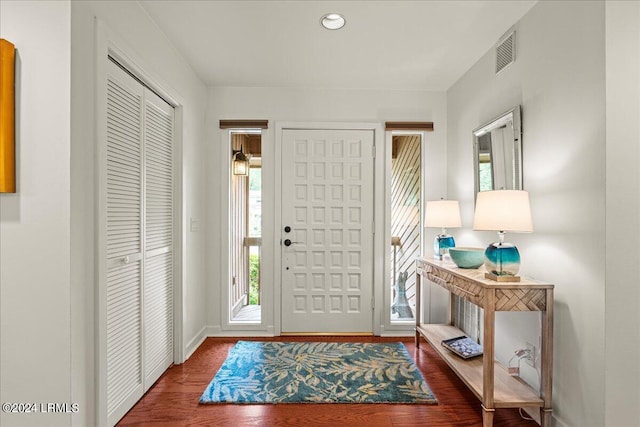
{"left": 199, "top": 341, "right": 437, "bottom": 404}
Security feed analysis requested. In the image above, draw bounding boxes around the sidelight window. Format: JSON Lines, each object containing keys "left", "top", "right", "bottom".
{"left": 229, "top": 131, "right": 262, "bottom": 323}
{"left": 389, "top": 134, "right": 423, "bottom": 323}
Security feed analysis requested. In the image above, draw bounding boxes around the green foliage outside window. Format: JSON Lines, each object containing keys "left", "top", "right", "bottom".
{"left": 249, "top": 168, "right": 261, "bottom": 191}
{"left": 249, "top": 253, "right": 260, "bottom": 305}
{"left": 248, "top": 166, "right": 261, "bottom": 305}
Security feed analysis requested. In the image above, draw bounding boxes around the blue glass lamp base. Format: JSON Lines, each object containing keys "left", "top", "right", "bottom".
{"left": 484, "top": 242, "right": 521, "bottom": 277}
{"left": 434, "top": 235, "right": 455, "bottom": 260}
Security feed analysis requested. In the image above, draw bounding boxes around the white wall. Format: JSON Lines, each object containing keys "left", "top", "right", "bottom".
{"left": 206, "top": 87, "right": 447, "bottom": 333}
{"left": 447, "top": 2, "right": 605, "bottom": 426}
{"left": 5, "top": 0, "right": 635, "bottom": 425}
{"left": 0, "top": 1, "right": 209, "bottom": 425}
{"left": 605, "top": 2, "right": 640, "bottom": 426}
{"left": 70, "top": 1, "right": 208, "bottom": 425}
{"left": 0, "top": 2, "right": 72, "bottom": 426}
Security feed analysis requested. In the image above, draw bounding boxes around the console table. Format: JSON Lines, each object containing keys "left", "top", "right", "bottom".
{"left": 415, "top": 257, "right": 554, "bottom": 426}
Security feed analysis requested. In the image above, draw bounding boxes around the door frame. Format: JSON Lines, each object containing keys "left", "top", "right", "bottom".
{"left": 95, "top": 20, "right": 184, "bottom": 426}
{"left": 274, "top": 122, "right": 385, "bottom": 336}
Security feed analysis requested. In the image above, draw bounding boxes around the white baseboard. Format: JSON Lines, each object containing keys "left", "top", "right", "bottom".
{"left": 204, "top": 324, "right": 276, "bottom": 337}
{"left": 379, "top": 324, "right": 415, "bottom": 337}
{"left": 204, "top": 325, "right": 410, "bottom": 338}
{"left": 206, "top": 325, "right": 222, "bottom": 335}
{"left": 552, "top": 413, "right": 570, "bottom": 427}
{"left": 380, "top": 331, "right": 415, "bottom": 337}
{"left": 500, "top": 402, "right": 567, "bottom": 427}
{"left": 523, "top": 406, "right": 569, "bottom": 427}
{"left": 205, "top": 325, "right": 275, "bottom": 337}
{"left": 184, "top": 325, "right": 206, "bottom": 360}
{"left": 183, "top": 325, "right": 276, "bottom": 361}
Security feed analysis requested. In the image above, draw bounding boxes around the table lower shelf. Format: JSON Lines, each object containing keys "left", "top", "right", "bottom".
{"left": 416, "top": 324, "right": 543, "bottom": 409}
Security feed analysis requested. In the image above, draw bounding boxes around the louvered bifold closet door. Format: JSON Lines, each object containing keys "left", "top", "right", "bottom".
{"left": 105, "top": 61, "right": 144, "bottom": 426}
{"left": 143, "top": 89, "right": 174, "bottom": 389}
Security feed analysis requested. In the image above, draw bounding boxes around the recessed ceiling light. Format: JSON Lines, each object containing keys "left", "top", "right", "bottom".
{"left": 320, "top": 13, "right": 346, "bottom": 30}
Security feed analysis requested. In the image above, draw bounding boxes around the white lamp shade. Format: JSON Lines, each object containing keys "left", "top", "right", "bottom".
{"left": 473, "top": 190, "right": 533, "bottom": 233}
{"left": 425, "top": 200, "right": 462, "bottom": 228}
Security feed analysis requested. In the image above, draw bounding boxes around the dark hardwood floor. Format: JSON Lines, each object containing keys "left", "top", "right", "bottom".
{"left": 118, "top": 336, "right": 538, "bottom": 426}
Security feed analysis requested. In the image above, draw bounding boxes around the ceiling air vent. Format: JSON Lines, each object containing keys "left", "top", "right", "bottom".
{"left": 495, "top": 31, "right": 516, "bottom": 74}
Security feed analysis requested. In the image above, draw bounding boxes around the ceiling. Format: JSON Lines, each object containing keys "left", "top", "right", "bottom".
{"left": 139, "top": 0, "right": 536, "bottom": 91}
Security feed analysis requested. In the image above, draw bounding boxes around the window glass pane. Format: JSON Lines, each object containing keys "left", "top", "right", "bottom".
{"left": 390, "top": 135, "right": 421, "bottom": 322}
{"left": 230, "top": 132, "right": 262, "bottom": 322}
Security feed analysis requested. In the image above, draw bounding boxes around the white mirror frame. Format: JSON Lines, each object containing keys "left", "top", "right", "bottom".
{"left": 472, "top": 106, "right": 522, "bottom": 200}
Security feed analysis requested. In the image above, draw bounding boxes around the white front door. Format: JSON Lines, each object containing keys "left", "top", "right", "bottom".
{"left": 281, "top": 129, "right": 375, "bottom": 333}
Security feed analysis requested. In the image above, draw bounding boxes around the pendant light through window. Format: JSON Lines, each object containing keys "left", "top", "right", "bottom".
{"left": 232, "top": 147, "right": 250, "bottom": 176}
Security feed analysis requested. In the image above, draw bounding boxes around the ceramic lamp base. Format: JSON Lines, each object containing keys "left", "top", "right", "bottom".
{"left": 483, "top": 241, "right": 521, "bottom": 278}
{"left": 433, "top": 235, "right": 455, "bottom": 260}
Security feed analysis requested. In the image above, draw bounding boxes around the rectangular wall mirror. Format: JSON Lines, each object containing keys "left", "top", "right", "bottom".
{"left": 472, "top": 106, "right": 522, "bottom": 199}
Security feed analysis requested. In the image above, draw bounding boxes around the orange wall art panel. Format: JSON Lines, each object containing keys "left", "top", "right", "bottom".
{"left": 0, "top": 39, "right": 16, "bottom": 193}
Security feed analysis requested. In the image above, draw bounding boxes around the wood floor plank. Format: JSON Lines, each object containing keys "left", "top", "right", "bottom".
{"left": 118, "top": 336, "right": 538, "bottom": 426}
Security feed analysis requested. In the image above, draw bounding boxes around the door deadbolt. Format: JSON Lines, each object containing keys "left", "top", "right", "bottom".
{"left": 284, "top": 226, "right": 292, "bottom": 233}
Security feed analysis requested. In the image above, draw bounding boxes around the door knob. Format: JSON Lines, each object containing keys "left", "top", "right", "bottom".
{"left": 283, "top": 239, "right": 301, "bottom": 247}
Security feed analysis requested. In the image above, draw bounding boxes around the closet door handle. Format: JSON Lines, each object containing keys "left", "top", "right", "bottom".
{"left": 122, "top": 256, "right": 130, "bottom": 264}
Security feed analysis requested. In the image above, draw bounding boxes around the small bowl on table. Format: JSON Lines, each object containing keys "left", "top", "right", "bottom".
{"left": 448, "top": 247, "right": 484, "bottom": 269}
